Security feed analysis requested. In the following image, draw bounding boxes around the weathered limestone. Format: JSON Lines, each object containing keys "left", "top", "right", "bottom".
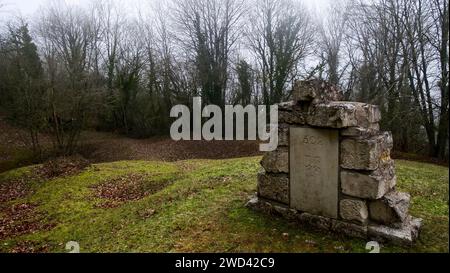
{"left": 340, "top": 132, "right": 393, "bottom": 171}
{"left": 341, "top": 125, "right": 380, "bottom": 137}
{"left": 307, "top": 102, "right": 381, "bottom": 129}
{"left": 257, "top": 171, "right": 289, "bottom": 204}
{"left": 299, "top": 212, "right": 332, "bottom": 231}
{"left": 278, "top": 124, "right": 289, "bottom": 146}
{"left": 368, "top": 217, "right": 422, "bottom": 246}
{"left": 340, "top": 199, "right": 369, "bottom": 224}
{"left": 341, "top": 160, "right": 396, "bottom": 199}
{"left": 246, "top": 195, "right": 421, "bottom": 244}
{"left": 260, "top": 148, "right": 289, "bottom": 173}
{"left": 331, "top": 219, "right": 368, "bottom": 239}
{"left": 279, "top": 108, "right": 307, "bottom": 124}
{"left": 249, "top": 80, "right": 421, "bottom": 246}
{"left": 369, "top": 191, "right": 410, "bottom": 226}
{"left": 292, "top": 80, "right": 342, "bottom": 104}
{"left": 290, "top": 127, "right": 339, "bottom": 218}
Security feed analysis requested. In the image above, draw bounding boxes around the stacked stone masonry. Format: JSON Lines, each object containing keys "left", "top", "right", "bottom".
{"left": 247, "top": 79, "right": 422, "bottom": 246}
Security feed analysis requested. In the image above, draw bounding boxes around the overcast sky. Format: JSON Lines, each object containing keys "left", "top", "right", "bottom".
{"left": 1, "top": 0, "right": 332, "bottom": 20}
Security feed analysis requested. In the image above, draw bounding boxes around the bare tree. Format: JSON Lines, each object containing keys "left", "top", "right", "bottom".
{"left": 400, "top": 0, "right": 448, "bottom": 158}
{"left": 246, "top": 0, "right": 314, "bottom": 105}
{"left": 173, "top": 0, "right": 244, "bottom": 108}
{"left": 36, "top": 3, "right": 99, "bottom": 155}
{"left": 318, "top": 1, "right": 349, "bottom": 86}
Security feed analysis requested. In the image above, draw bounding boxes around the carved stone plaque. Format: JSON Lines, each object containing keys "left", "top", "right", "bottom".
{"left": 290, "top": 127, "right": 339, "bottom": 218}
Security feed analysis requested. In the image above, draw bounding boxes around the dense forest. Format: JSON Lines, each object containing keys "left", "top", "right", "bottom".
{"left": 0, "top": 0, "right": 448, "bottom": 160}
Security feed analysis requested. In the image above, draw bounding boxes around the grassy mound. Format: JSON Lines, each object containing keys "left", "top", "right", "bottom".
{"left": 0, "top": 157, "right": 448, "bottom": 253}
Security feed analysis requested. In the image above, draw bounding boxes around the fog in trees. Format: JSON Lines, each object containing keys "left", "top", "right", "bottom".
{"left": 0, "top": 0, "right": 448, "bottom": 159}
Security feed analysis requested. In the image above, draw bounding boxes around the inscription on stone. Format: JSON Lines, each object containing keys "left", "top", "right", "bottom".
{"left": 290, "top": 127, "right": 339, "bottom": 218}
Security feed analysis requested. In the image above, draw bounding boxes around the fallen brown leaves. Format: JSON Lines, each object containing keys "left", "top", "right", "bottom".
{"left": 0, "top": 203, "right": 55, "bottom": 240}
{"left": 0, "top": 177, "right": 31, "bottom": 203}
{"left": 92, "top": 174, "right": 171, "bottom": 208}
{"left": 77, "top": 132, "right": 262, "bottom": 163}
{"left": 8, "top": 241, "right": 51, "bottom": 253}
{"left": 37, "top": 155, "right": 90, "bottom": 179}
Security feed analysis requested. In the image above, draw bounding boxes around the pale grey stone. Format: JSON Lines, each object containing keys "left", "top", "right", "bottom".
{"left": 290, "top": 127, "right": 339, "bottom": 219}
{"left": 292, "top": 80, "right": 342, "bottom": 104}
{"left": 307, "top": 102, "right": 381, "bottom": 129}
{"left": 260, "top": 148, "right": 289, "bottom": 173}
{"left": 331, "top": 219, "right": 368, "bottom": 239}
{"left": 341, "top": 160, "right": 397, "bottom": 199}
{"left": 369, "top": 191, "right": 410, "bottom": 226}
{"left": 245, "top": 195, "right": 274, "bottom": 215}
{"left": 339, "top": 199, "right": 369, "bottom": 224}
{"left": 277, "top": 101, "right": 295, "bottom": 111}
{"left": 257, "top": 171, "right": 289, "bottom": 204}
{"left": 368, "top": 216, "right": 422, "bottom": 246}
{"left": 245, "top": 196, "right": 260, "bottom": 209}
{"left": 341, "top": 125, "right": 380, "bottom": 137}
{"left": 340, "top": 132, "right": 393, "bottom": 171}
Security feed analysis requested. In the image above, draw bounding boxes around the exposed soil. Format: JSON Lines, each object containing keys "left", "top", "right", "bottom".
{"left": 91, "top": 174, "right": 171, "bottom": 208}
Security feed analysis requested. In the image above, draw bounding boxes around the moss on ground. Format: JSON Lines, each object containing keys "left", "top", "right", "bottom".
{"left": 0, "top": 157, "right": 448, "bottom": 253}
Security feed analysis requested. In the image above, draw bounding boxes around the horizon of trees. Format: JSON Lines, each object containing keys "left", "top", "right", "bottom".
{"left": 0, "top": 0, "right": 448, "bottom": 160}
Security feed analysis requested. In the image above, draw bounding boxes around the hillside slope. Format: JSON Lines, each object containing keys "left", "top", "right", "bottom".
{"left": 0, "top": 157, "right": 448, "bottom": 253}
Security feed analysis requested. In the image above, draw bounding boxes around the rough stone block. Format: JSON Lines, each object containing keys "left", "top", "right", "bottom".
{"left": 260, "top": 148, "right": 289, "bottom": 173}
{"left": 257, "top": 171, "right": 289, "bottom": 204}
{"left": 277, "top": 101, "right": 295, "bottom": 111}
{"left": 279, "top": 109, "right": 307, "bottom": 124}
{"left": 369, "top": 191, "right": 410, "bottom": 226}
{"left": 341, "top": 160, "right": 396, "bottom": 199}
{"left": 341, "top": 125, "right": 380, "bottom": 137}
{"left": 340, "top": 198, "right": 369, "bottom": 224}
{"left": 368, "top": 216, "right": 422, "bottom": 246}
{"left": 292, "top": 80, "right": 342, "bottom": 104}
{"left": 307, "top": 101, "right": 381, "bottom": 129}
{"left": 331, "top": 219, "right": 368, "bottom": 239}
{"left": 278, "top": 124, "right": 289, "bottom": 146}
{"left": 272, "top": 205, "right": 300, "bottom": 221}
{"left": 340, "top": 132, "right": 393, "bottom": 171}
{"left": 299, "top": 212, "right": 332, "bottom": 231}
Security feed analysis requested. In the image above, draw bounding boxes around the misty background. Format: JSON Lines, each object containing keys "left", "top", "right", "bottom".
{"left": 0, "top": 0, "right": 448, "bottom": 160}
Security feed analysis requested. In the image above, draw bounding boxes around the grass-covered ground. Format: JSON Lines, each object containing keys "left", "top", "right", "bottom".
{"left": 0, "top": 157, "right": 448, "bottom": 253}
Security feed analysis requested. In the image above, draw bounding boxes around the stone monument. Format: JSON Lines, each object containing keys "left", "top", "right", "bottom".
{"left": 247, "top": 80, "right": 422, "bottom": 246}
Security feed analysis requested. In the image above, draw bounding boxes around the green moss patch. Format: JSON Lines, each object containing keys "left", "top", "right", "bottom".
{"left": 0, "top": 157, "right": 447, "bottom": 253}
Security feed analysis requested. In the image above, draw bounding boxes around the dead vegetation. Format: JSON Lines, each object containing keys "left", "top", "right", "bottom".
{"left": 91, "top": 174, "right": 172, "bottom": 208}
{"left": 0, "top": 177, "right": 32, "bottom": 203}
{"left": 0, "top": 203, "right": 55, "bottom": 240}
{"left": 8, "top": 241, "right": 51, "bottom": 253}
{"left": 36, "top": 155, "right": 91, "bottom": 179}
